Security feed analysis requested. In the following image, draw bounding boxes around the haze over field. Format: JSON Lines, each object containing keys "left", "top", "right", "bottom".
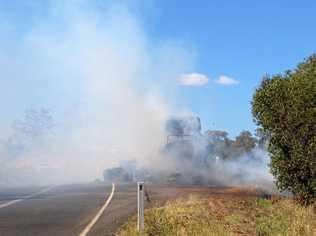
{"left": 0, "top": 1, "right": 275, "bottom": 188}
{"left": 0, "top": 1, "right": 191, "bottom": 185}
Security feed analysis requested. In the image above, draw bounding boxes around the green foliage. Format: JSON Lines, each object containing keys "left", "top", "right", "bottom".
{"left": 255, "top": 198, "right": 272, "bottom": 208}
{"left": 255, "top": 199, "right": 315, "bottom": 236}
{"left": 234, "top": 130, "right": 257, "bottom": 153}
{"left": 255, "top": 215, "right": 289, "bottom": 236}
{"left": 205, "top": 129, "right": 258, "bottom": 159}
{"left": 252, "top": 54, "right": 316, "bottom": 205}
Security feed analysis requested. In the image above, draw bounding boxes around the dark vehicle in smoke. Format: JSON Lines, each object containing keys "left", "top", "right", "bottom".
{"left": 162, "top": 116, "right": 209, "bottom": 184}
{"left": 103, "top": 160, "right": 152, "bottom": 183}
{"left": 165, "top": 116, "right": 201, "bottom": 144}
{"left": 103, "top": 167, "right": 132, "bottom": 183}
{"left": 102, "top": 116, "right": 208, "bottom": 185}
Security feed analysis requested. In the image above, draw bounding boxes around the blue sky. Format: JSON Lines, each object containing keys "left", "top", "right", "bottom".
{"left": 1, "top": 0, "right": 316, "bottom": 138}
{"left": 143, "top": 0, "right": 316, "bottom": 136}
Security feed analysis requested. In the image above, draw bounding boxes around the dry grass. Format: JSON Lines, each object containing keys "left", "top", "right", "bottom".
{"left": 254, "top": 199, "right": 316, "bottom": 236}
{"left": 116, "top": 195, "right": 316, "bottom": 236}
{"left": 117, "top": 195, "right": 227, "bottom": 236}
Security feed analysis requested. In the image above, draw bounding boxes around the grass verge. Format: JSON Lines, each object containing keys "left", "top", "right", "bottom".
{"left": 116, "top": 195, "right": 315, "bottom": 236}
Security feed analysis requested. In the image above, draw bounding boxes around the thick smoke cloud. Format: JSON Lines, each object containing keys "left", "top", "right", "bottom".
{"left": 207, "top": 149, "right": 274, "bottom": 191}
{"left": 0, "top": 1, "right": 194, "bottom": 186}
{"left": 161, "top": 130, "right": 274, "bottom": 192}
{"left": 0, "top": 1, "right": 274, "bottom": 190}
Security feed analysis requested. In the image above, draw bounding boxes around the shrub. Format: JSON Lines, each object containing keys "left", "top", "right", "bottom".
{"left": 252, "top": 55, "right": 316, "bottom": 205}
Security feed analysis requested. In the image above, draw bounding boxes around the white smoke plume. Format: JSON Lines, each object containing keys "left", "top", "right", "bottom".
{"left": 209, "top": 148, "right": 275, "bottom": 192}
{"left": 0, "top": 1, "right": 194, "bottom": 186}
{"left": 0, "top": 1, "right": 274, "bottom": 191}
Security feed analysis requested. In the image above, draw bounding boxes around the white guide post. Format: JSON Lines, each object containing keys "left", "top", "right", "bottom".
{"left": 137, "top": 182, "right": 145, "bottom": 231}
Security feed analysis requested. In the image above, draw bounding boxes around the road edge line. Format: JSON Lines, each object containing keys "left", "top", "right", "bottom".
{"left": 0, "top": 186, "right": 54, "bottom": 209}
{"left": 79, "top": 183, "right": 115, "bottom": 236}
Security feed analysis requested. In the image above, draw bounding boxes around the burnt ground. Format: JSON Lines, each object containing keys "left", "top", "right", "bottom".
{"left": 0, "top": 183, "right": 268, "bottom": 236}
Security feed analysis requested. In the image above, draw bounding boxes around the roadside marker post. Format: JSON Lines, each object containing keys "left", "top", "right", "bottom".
{"left": 137, "top": 182, "right": 145, "bottom": 232}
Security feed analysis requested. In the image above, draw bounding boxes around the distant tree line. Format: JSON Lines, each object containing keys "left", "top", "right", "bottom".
{"left": 2, "top": 108, "right": 55, "bottom": 159}
{"left": 204, "top": 128, "right": 267, "bottom": 160}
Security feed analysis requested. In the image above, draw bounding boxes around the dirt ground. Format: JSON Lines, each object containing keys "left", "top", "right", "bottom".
{"left": 146, "top": 184, "right": 268, "bottom": 206}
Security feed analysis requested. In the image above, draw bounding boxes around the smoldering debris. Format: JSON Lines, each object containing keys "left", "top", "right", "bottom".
{"left": 103, "top": 116, "right": 275, "bottom": 191}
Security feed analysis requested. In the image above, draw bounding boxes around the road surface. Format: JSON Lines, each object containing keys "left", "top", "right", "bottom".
{"left": 0, "top": 183, "right": 122, "bottom": 236}
{"left": 0, "top": 183, "right": 172, "bottom": 236}
{"left": 0, "top": 183, "right": 264, "bottom": 236}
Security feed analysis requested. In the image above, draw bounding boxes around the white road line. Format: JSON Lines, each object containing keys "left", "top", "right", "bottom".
{"left": 0, "top": 186, "right": 54, "bottom": 209}
{"left": 79, "top": 183, "right": 115, "bottom": 236}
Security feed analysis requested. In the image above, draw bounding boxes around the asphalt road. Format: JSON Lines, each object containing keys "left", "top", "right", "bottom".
{"left": 0, "top": 183, "right": 263, "bottom": 236}
{"left": 0, "top": 183, "right": 128, "bottom": 236}
{"left": 0, "top": 183, "right": 188, "bottom": 236}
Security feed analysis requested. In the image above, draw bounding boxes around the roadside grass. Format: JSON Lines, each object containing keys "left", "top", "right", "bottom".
{"left": 254, "top": 199, "right": 315, "bottom": 236}
{"left": 116, "top": 195, "right": 316, "bottom": 236}
{"left": 117, "top": 195, "right": 228, "bottom": 236}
